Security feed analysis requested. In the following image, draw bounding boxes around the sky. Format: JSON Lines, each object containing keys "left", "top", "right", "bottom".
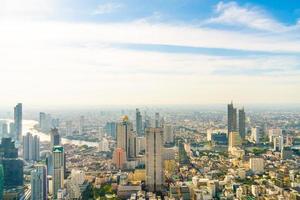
{"left": 0, "top": 0, "right": 300, "bottom": 107}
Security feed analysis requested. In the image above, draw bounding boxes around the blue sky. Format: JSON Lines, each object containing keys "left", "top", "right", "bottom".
{"left": 0, "top": 0, "right": 300, "bottom": 106}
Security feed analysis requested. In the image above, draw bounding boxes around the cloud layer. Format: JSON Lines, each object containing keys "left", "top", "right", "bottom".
{"left": 0, "top": 0, "right": 299, "bottom": 106}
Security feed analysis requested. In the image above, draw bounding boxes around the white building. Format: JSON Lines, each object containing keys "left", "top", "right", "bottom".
{"left": 250, "top": 157, "right": 264, "bottom": 174}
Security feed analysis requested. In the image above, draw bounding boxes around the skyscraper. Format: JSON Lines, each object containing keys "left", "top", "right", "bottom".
{"left": 136, "top": 108, "right": 143, "bottom": 136}
{"left": 251, "top": 127, "right": 259, "bottom": 144}
{"left": 112, "top": 148, "right": 126, "bottom": 169}
{"left": 163, "top": 124, "right": 174, "bottom": 145}
{"left": 145, "top": 127, "right": 164, "bottom": 192}
{"left": 1, "top": 123, "right": 8, "bottom": 137}
{"left": 154, "top": 112, "right": 160, "bottom": 128}
{"left": 31, "top": 164, "right": 47, "bottom": 200}
{"left": 52, "top": 146, "right": 65, "bottom": 198}
{"left": 227, "top": 102, "right": 237, "bottom": 134}
{"left": 50, "top": 128, "right": 61, "bottom": 149}
{"left": 0, "top": 164, "right": 3, "bottom": 199}
{"left": 116, "top": 116, "right": 135, "bottom": 159}
{"left": 0, "top": 138, "right": 23, "bottom": 188}
{"left": 23, "top": 133, "right": 40, "bottom": 161}
{"left": 238, "top": 108, "right": 246, "bottom": 139}
{"left": 14, "top": 103, "right": 22, "bottom": 141}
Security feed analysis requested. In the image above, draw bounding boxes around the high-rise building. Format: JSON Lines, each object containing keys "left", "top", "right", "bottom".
{"left": 52, "top": 146, "right": 65, "bottom": 198}
{"left": 145, "top": 127, "right": 164, "bottom": 192}
{"left": 251, "top": 127, "right": 259, "bottom": 144}
{"left": 23, "top": 133, "right": 40, "bottom": 161}
{"left": 9, "top": 122, "right": 15, "bottom": 137}
{"left": 228, "top": 131, "right": 242, "bottom": 152}
{"left": 23, "top": 132, "right": 33, "bottom": 160}
{"left": 1, "top": 123, "right": 8, "bottom": 137}
{"left": 0, "top": 138, "right": 23, "bottom": 188}
{"left": 112, "top": 148, "right": 126, "bottom": 169}
{"left": 116, "top": 116, "right": 135, "bottom": 159}
{"left": 14, "top": 103, "right": 22, "bottom": 141}
{"left": 238, "top": 108, "right": 246, "bottom": 139}
{"left": 227, "top": 102, "right": 237, "bottom": 134}
{"left": 163, "top": 124, "right": 174, "bottom": 145}
{"left": 154, "top": 112, "right": 160, "bottom": 128}
{"left": 104, "top": 122, "right": 117, "bottom": 138}
{"left": 0, "top": 164, "right": 3, "bottom": 199}
{"left": 50, "top": 128, "right": 61, "bottom": 149}
{"left": 273, "top": 135, "right": 284, "bottom": 152}
{"left": 136, "top": 109, "right": 143, "bottom": 136}
{"left": 31, "top": 164, "right": 47, "bottom": 200}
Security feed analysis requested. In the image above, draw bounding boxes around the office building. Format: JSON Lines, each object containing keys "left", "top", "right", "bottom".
{"left": 136, "top": 109, "right": 143, "bottom": 136}
{"left": 0, "top": 138, "right": 23, "bottom": 188}
{"left": 31, "top": 164, "right": 47, "bottom": 200}
{"left": 1, "top": 123, "right": 8, "bottom": 137}
{"left": 51, "top": 128, "right": 61, "bottom": 149}
{"left": 23, "top": 133, "right": 40, "bottom": 161}
{"left": 113, "top": 148, "right": 126, "bottom": 169}
{"left": 238, "top": 108, "right": 246, "bottom": 139}
{"left": 250, "top": 157, "right": 264, "bottom": 174}
{"left": 227, "top": 102, "right": 237, "bottom": 134}
{"left": 273, "top": 135, "right": 284, "bottom": 152}
{"left": 116, "top": 116, "right": 135, "bottom": 159}
{"left": 9, "top": 122, "right": 14, "bottom": 137}
{"left": 14, "top": 103, "right": 22, "bottom": 141}
{"left": 228, "top": 131, "right": 242, "bottom": 152}
{"left": 104, "top": 122, "right": 117, "bottom": 139}
{"left": 145, "top": 127, "right": 164, "bottom": 192}
{"left": 164, "top": 124, "right": 174, "bottom": 144}
{"left": 154, "top": 112, "right": 160, "bottom": 128}
{"left": 251, "top": 127, "right": 259, "bottom": 144}
{"left": 52, "top": 146, "right": 65, "bottom": 198}
{"left": 0, "top": 164, "right": 3, "bottom": 199}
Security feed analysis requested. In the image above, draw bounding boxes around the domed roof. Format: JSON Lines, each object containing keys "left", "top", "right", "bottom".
{"left": 122, "top": 115, "right": 129, "bottom": 122}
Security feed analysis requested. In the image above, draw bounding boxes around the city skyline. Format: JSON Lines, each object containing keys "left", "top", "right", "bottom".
{"left": 1, "top": 0, "right": 300, "bottom": 106}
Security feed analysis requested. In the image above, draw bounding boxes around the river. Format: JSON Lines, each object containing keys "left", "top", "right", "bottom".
{"left": 1, "top": 119, "right": 99, "bottom": 147}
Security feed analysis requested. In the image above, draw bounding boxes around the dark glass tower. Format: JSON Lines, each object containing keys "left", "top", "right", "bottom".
{"left": 136, "top": 108, "right": 143, "bottom": 136}
{"left": 0, "top": 138, "right": 23, "bottom": 189}
{"left": 227, "top": 102, "right": 237, "bottom": 134}
{"left": 238, "top": 108, "right": 246, "bottom": 139}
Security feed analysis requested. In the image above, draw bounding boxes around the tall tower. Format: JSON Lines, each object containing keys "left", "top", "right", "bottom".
{"left": 146, "top": 127, "right": 164, "bottom": 192}
{"left": 52, "top": 146, "right": 64, "bottom": 198}
{"left": 238, "top": 108, "right": 246, "bottom": 139}
{"left": 31, "top": 164, "right": 47, "bottom": 200}
{"left": 136, "top": 109, "right": 143, "bottom": 136}
{"left": 14, "top": 103, "right": 22, "bottom": 141}
{"left": 50, "top": 128, "right": 61, "bottom": 149}
{"left": 116, "top": 116, "right": 135, "bottom": 159}
{"left": 227, "top": 102, "right": 237, "bottom": 134}
{"left": 155, "top": 113, "right": 160, "bottom": 128}
{"left": 0, "top": 164, "right": 3, "bottom": 199}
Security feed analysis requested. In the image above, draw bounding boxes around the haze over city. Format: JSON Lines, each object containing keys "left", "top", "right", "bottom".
{"left": 1, "top": 1, "right": 300, "bottom": 200}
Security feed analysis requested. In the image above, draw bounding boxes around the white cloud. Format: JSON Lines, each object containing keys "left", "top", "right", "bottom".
{"left": 207, "top": 1, "right": 300, "bottom": 32}
{"left": 92, "top": 2, "right": 122, "bottom": 15}
{"left": 0, "top": 1, "right": 300, "bottom": 106}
